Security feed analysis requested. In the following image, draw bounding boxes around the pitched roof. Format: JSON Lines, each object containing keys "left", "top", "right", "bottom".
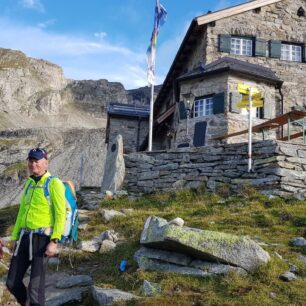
{"left": 154, "top": 0, "right": 283, "bottom": 110}
{"left": 108, "top": 102, "right": 150, "bottom": 118}
{"left": 176, "top": 57, "right": 282, "bottom": 85}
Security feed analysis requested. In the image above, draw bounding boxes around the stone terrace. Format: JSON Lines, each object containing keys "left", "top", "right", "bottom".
{"left": 124, "top": 140, "right": 306, "bottom": 198}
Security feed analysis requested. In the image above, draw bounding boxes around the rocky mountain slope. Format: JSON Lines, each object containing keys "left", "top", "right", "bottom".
{"left": 0, "top": 47, "right": 154, "bottom": 208}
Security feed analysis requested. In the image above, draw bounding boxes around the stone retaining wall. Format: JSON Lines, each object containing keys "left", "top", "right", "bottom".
{"left": 124, "top": 140, "right": 306, "bottom": 198}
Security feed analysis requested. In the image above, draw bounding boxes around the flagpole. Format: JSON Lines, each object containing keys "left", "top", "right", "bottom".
{"left": 248, "top": 88, "right": 253, "bottom": 172}
{"left": 148, "top": 84, "right": 154, "bottom": 151}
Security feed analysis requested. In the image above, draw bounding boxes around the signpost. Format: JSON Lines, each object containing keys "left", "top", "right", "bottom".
{"left": 237, "top": 83, "right": 263, "bottom": 172}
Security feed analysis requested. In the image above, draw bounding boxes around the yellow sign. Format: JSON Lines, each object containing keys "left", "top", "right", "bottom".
{"left": 237, "top": 83, "right": 259, "bottom": 95}
{"left": 237, "top": 101, "right": 264, "bottom": 108}
{"left": 241, "top": 94, "right": 263, "bottom": 103}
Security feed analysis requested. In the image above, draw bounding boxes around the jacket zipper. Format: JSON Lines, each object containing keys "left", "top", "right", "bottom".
{"left": 25, "top": 180, "right": 37, "bottom": 229}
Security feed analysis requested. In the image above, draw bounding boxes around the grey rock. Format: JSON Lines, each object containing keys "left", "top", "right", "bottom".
{"left": 78, "top": 209, "right": 94, "bottom": 222}
{"left": 135, "top": 256, "right": 213, "bottom": 277}
{"left": 279, "top": 271, "right": 297, "bottom": 282}
{"left": 142, "top": 280, "right": 161, "bottom": 297}
{"left": 56, "top": 275, "right": 93, "bottom": 289}
{"left": 190, "top": 260, "right": 247, "bottom": 275}
{"left": 99, "top": 240, "right": 117, "bottom": 253}
{"left": 168, "top": 217, "right": 184, "bottom": 227}
{"left": 78, "top": 222, "right": 88, "bottom": 231}
{"left": 48, "top": 257, "right": 60, "bottom": 267}
{"left": 172, "top": 179, "right": 186, "bottom": 188}
{"left": 114, "top": 190, "right": 128, "bottom": 198}
{"left": 134, "top": 247, "right": 192, "bottom": 266}
{"left": 140, "top": 216, "right": 270, "bottom": 272}
{"left": 100, "top": 209, "right": 125, "bottom": 222}
{"left": 46, "top": 287, "right": 88, "bottom": 306}
{"left": 298, "top": 255, "right": 306, "bottom": 265}
{"left": 100, "top": 230, "right": 120, "bottom": 243}
{"left": 0, "top": 285, "right": 3, "bottom": 305}
{"left": 291, "top": 237, "right": 306, "bottom": 246}
{"left": 101, "top": 134, "right": 125, "bottom": 193}
{"left": 91, "top": 286, "right": 138, "bottom": 306}
{"left": 78, "top": 238, "right": 100, "bottom": 253}
{"left": 269, "top": 292, "right": 277, "bottom": 299}
{"left": 289, "top": 264, "right": 298, "bottom": 273}
{"left": 120, "top": 208, "right": 134, "bottom": 214}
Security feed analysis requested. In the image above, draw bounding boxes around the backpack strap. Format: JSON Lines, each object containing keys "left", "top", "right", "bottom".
{"left": 44, "top": 176, "right": 55, "bottom": 206}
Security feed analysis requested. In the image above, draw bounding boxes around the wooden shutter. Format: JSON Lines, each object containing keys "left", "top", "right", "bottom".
{"left": 269, "top": 40, "right": 281, "bottom": 58}
{"left": 303, "top": 44, "right": 306, "bottom": 62}
{"left": 179, "top": 101, "right": 187, "bottom": 120}
{"left": 255, "top": 38, "right": 267, "bottom": 57}
{"left": 219, "top": 34, "right": 231, "bottom": 53}
{"left": 213, "top": 92, "right": 225, "bottom": 114}
{"left": 230, "top": 92, "right": 241, "bottom": 114}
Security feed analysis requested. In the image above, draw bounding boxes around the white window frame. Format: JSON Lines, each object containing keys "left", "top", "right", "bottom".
{"left": 281, "top": 44, "right": 302, "bottom": 62}
{"left": 230, "top": 37, "right": 253, "bottom": 56}
{"left": 193, "top": 97, "right": 213, "bottom": 118}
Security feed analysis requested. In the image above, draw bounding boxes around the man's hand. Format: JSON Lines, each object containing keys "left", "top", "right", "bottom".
{"left": 9, "top": 241, "right": 16, "bottom": 254}
{"left": 45, "top": 241, "right": 58, "bottom": 257}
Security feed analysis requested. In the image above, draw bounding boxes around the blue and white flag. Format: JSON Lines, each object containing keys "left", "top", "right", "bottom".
{"left": 147, "top": 0, "right": 167, "bottom": 85}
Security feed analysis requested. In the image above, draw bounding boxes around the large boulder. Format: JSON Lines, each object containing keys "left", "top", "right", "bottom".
{"left": 101, "top": 134, "right": 125, "bottom": 193}
{"left": 140, "top": 216, "right": 270, "bottom": 272}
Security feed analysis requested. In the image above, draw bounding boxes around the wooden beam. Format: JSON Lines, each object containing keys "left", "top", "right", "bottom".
{"left": 196, "top": 0, "right": 282, "bottom": 25}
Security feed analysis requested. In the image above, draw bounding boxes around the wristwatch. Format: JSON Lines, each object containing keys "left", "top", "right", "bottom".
{"left": 51, "top": 238, "right": 59, "bottom": 244}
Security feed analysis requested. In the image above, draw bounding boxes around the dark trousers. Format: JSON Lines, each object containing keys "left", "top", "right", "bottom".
{"left": 6, "top": 233, "right": 50, "bottom": 306}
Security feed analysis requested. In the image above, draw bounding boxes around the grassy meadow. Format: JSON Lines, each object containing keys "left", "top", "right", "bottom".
{"left": 1, "top": 186, "right": 306, "bottom": 305}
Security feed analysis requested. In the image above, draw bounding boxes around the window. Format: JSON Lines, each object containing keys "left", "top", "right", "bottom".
{"left": 281, "top": 44, "right": 302, "bottom": 62}
{"left": 230, "top": 37, "right": 253, "bottom": 56}
{"left": 256, "top": 107, "right": 264, "bottom": 119}
{"left": 193, "top": 97, "right": 213, "bottom": 118}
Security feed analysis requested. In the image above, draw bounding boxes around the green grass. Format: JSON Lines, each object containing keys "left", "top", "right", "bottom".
{"left": 63, "top": 188, "right": 306, "bottom": 305}
{"left": 2, "top": 188, "right": 306, "bottom": 305}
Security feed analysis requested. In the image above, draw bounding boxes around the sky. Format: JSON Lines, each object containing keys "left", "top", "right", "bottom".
{"left": 0, "top": 0, "right": 246, "bottom": 89}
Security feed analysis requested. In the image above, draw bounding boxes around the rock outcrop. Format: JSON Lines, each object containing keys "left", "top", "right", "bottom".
{"left": 0, "top": 128, "right": 107, "bottom": 208}
{"left": 138, "top": 216, "right": 270, "bottom": 273}
{"left": 0, "top": 47, "right": 158, "bottom": 208}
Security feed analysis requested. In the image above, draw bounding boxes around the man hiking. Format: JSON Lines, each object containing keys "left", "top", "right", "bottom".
{"left": 6, "top": 148, "right": 66, "bottom": 306}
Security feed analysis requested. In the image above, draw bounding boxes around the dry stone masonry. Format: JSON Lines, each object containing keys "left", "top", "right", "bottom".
{"left": 124, "top": 140, "right": 306, "bottom": 198}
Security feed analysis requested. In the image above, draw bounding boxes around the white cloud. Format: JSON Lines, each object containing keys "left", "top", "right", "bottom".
{"left": 37, "top": 19, "right": 56, "bottom": 29}
{"left": 20, "top": 0, "right": 45, "bottom": 12}
{"left": 0, "top": 18, "right": 149, "bottom": 89}
{"left": 94, "top": 32, "right": 107, "bottom": 40}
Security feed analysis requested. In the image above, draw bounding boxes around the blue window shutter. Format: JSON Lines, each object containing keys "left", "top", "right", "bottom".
{"left": 213, "top": 92, "right": 225, "bottom": 114}
{"left": 303, "top": 44, "right": 306, "bottom": 62}
{"left": 179, "top": 101, "right": 187, "bottom": 120}
{"left": 193, "top": 121, "right": 207, "bottom": 147}
{"left": 219, "top": 34, "right": 231, "bottom": 53}
{"left": 269, "top": 40, "right": 281, "bottom": 58}
{"left": 255, "top": 38, "right": 267, "bottom": 57}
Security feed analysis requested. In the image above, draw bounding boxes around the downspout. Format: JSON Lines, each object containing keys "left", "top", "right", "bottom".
{"left": 278, "top": 84, "right": 284, "bottom": 139}
{"left": 136, "top": 117, "right": 141, "bottom": 151}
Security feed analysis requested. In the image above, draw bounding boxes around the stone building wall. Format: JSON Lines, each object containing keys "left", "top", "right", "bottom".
{"left": 175, "top": 73, "right": 277, "bottom": 147}
{"left": 205, "top": 0, "right": 306, "bottom": 111}
{"left": 124, "top": 140, "right": 306, "bottom": 198}
{"left": 108, "top": 117, "right": 148, "bottom": 154}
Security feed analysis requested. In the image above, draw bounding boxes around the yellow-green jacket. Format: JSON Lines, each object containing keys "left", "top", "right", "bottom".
{"left": 11, "top": 171, "right": 66, "bottom": 241}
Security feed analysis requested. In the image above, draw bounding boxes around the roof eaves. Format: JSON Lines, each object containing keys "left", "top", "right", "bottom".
{"left": 196, "top": 0, "right": 282, "bottom": 25}
{"left": 176, "top": 66, "right": 283, "bottom": 86}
